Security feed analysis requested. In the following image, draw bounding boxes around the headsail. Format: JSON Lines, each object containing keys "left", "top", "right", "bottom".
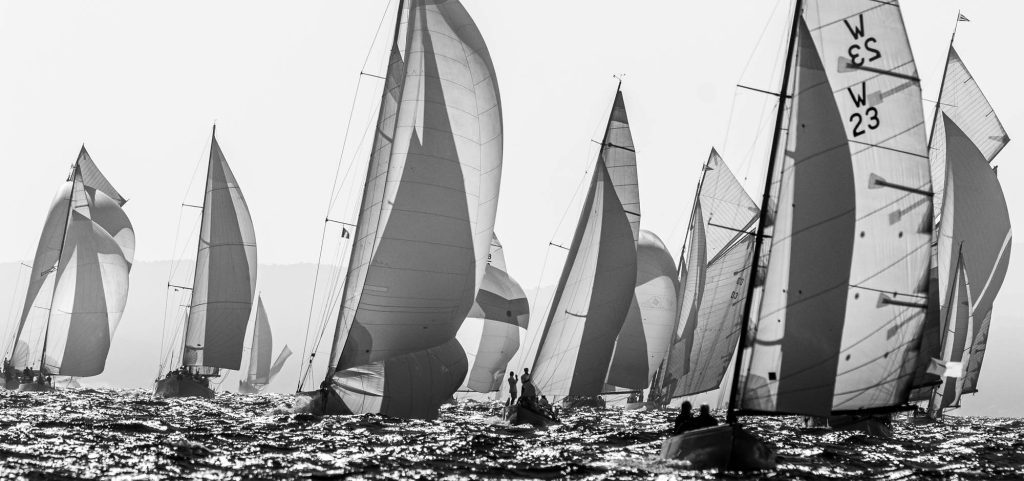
{"left": 663, "top": 150, "right": 758, "bottom": 399}
{"left": 531, "top": 88, "right": 639, "bottom": 398}
{"left": 326, "top": 0, "right": 502, "bottom": 419}
{"left": 739, "top": 2, "right": 933, "bottom": 417}
{"left": 246, "top": 297, "right": 273, "bottom": 385}
{"left": 10, "top": 147, "right": 133, "bottom": 377}
{"left": 183, "top": 132, "right": 257, "bottom": 371}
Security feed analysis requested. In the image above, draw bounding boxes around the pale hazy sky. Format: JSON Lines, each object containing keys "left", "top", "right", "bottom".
{"left": 0, "top": 1, "right": 1021, "bottom": 409}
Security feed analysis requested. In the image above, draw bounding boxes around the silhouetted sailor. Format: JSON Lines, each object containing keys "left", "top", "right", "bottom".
{"left": 672, "top": 401, "right": 694, "bottom": 435}
{"left": 693, "top": 404, "right": 718, "bottom": 429}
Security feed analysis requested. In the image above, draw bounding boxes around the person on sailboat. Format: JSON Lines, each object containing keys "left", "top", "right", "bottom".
{"left": 672, "top": 401, "right": 694, "bottom": 435}
{"left": 693, "top": 404, "right": 718, "bottom": 429}
{"left": 507, "top": 371, "right": 518, "bottom": 406}
{"left": 21, "top": 366, "right": 33, "bottom": 383}
{"left": 520, "top": 368, "right": 536, "bottom": 400}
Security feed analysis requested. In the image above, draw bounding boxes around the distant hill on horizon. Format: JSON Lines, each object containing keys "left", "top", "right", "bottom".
{"left": 0, "top": 249, "right": 1019, "bottom": 417}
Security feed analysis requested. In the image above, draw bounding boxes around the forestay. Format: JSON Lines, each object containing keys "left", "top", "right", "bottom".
{"left": 184, "top": 134, "right": 257, "bottom": 372}
{"left": 531, "top": 88, "right": 639, "bottom": 398}
{"left": 739, "top": 1, "right": 933, "bottom": 417}
{"left": 662, "top": 150, "right": 758, "bottom": 398}
{"left": 10, "top": 147, "right": 134, "bottom": 377}
{"left": 326, "top": 0, "right": 502, "bottom": 419}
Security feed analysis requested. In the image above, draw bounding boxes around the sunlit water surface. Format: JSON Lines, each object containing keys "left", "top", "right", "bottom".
{"left": 0, "top": 389, "right": 1021, "bottom": 479}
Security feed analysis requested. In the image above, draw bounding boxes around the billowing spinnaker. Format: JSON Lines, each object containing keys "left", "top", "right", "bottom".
{"left": 741, "top": 5, "right": 932, "bottom": 417}
{"left": 11, "top": 151, "right": 134, "bottom": 376}
{"left": 935, "top": 114, "right": 1011, "bottom": 394}
{"left": 531, "top": 161, "right": 637, "bottom": 397}
{"left": 663, "top": 150, "right": 758, "bottom": 398}
{"left": 606, "top": 230, "right": 678, "bottom": 390}
{"left": 184, "top": 136, "right": 257, "bottom": 371}
{"left": 929, "top": 47, "right": 1010, "bottom": 215}
{"left": 332, "top": 0, "right": 502, "bottom": 375}
{"left": 246, "top": 297, "right": 273, "bottom": 385}
{"left": 461, "top": 234, "right": 529, "bottom": 393}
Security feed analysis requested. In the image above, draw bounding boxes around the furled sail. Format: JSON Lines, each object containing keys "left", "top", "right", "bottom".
{"left": 531, "top": 88, "right": 639, "bottom": 398}
{"left": 933, "top": 114, "right": 1011, "bottom": 395}
{"left": 458, "top": 234, "right": 529, "bottom": 393}
{"left": 183, "top": 133, "right": 257, "bottom": 371}
{"left": 928, "top": 46, "right": 1009, "bottom": 216}
{"left": 662, "top": 150, "right": 758, "bottom": 399}
{"left": 605, "top": 230, "right": 678, "bottom": 390}
{"left": 10, "top": 147, "right": 133, "bottom": 377}
{"left": 739, "top": 3, "right": 933, "bottom": 417}
{"left": 325, "top": 0, "right": 502, "bottom": 419}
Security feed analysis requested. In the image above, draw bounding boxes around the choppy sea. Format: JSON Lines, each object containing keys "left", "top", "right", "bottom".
{"left": 0, "top": 389, "right": 1021, "bottom": 480}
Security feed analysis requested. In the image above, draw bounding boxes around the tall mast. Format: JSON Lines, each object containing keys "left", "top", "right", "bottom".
{"left": 38, "top": 148, "right": 85, "bottom": 372}
{"left": 725, "top": 0, "right": 803, "bottom": 425}
{"left": 677, "top": 148, "right": 716, "bottom": 277}
{"left": 927, "top": 12, "right": 962, "bottom": 154}
{"left": 322, "top": 0, "right": 407, "bottom": 386}
{"left": 181, "top": 125, "right": 217, "bottom": 371}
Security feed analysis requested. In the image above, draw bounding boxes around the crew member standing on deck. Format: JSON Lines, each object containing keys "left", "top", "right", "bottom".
{"left": 507, "top": 371, "right": 518, "bottom": 405}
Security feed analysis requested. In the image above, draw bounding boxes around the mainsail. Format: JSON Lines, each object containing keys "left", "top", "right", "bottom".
{"left": 458, "top": 234, "right": 529, "bottom": 393}
{"left": 662, "top": 150, "right": 758, "bottom": 399}
{"left": 182, "top": 131, "right": 258, "bottom": 373}
{"left": 738, "top": 2, "right": 933, "bottom": 418}
{"left": 531, "top": 88, "right": 639, "bottom": 398}
{"left": 605, "top": 230, "right": 678, "bottom": 391}
{"left": 9, "top": 147, "right": 134, "bottom": 377}
{"left": 324, "top": 0, "right": 503, "bottom": 419}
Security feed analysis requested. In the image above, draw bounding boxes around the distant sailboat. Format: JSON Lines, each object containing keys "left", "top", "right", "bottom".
{"left": 530, "top": 85, "right": 640, "bottom": 408}
{"left": 298, "top": 0, "right": 503, "bottom": 420}
{"left": 3, "top": 147, "right": 134, "bottom": 392}
{"left": 238, "top": 296, "right": 292, "bottom": 394}
{"left": 156, "top": 127, "right": 258, "bottom": 399}
{"left": 604, "top": 229, "right": 678, "bottom": 406}
{"left": 659, "top": 149, "right": 757, "bottom": 404}
{"left": 663, "top": 0, "right": 934, "bottom": 469}
{"left": 456, "top": 234, "right": 529, "bottom": 395}
{"left": 915, "top": 35, "right": 1011, "bottom": 420}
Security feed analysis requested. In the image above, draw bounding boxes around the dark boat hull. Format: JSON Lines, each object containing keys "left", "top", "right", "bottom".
{"left": 805, "top": 414, "right": 894, "bottom": 437}
{"left": 17, "top": 381, "right": 54, "bottom": 392}
{"left": 155, "top": 375, "right": 215, "bottom": 399}
{"left": 238, "top": 381, "right": 262, "bottom": 395}
{"left": 294, "top": 389, "right": 352, "bottom": 415}
{"left": 505, "top": 404, "right": 560, "bottom": 428}
{"left": 561, "top": 396, "right": 606, "bottom": 410}
{"left": 660, "top": 424, "right": 776, "bottom": 471}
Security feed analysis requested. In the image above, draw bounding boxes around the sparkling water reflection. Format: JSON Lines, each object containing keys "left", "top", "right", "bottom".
{"left": 0, "top": 389, "right": 1020, "bottom": 479}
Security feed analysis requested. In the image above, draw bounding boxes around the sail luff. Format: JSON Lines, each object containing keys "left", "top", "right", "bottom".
{"left": 38, "top": 162, "right": 81, "bottom": 371}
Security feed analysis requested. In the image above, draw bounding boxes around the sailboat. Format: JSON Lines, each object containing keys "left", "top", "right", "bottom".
{"left": 658, "top": 149, "right": 757, "bottom": 407}
{"left": 455, "top": 234, "right": 529, "bottom": 395}
{"left": 529, "top": 85, "right": 640, "bottom": 411}
{"left": 238, "top": 296, "right": 292, "bottom": 394}
{"left": 3, "top": 147, "right": 134, "bottom": 392}
{"left": 605, "top": 229, "right": 678, "bottom": 409}
{"left": 912, "top": 25, "right": 1011, "bottom": 421}
{"left": 155, "top": 127, "right": 258, "bottom": 399}
{"left": 297, "top": 0, "right": 503, "bottom": 420}
{"left": 662, "top": 0, "right": 934, "bottom": 469}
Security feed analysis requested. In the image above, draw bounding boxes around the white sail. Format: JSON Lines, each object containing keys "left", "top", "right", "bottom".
{"left": 928, "top": 254, "right": 973, "bottom": 414}
{"left": 934, "top": 114, "right": 1011, "bottom": 395}
{"left": 531, "top": 89, "right": 639, "bottom": 398}
{"left": 929, "top": 46, "right": 1010, "bottom": 216}
{"left": 458, "top": 234, "right": 529, "bottom": 393}
{"left": 662, "top": 150, "right": 758, "bottom": 398}
{"left": 10, "top": 148, "right": 133, "bottom": 377}
{"left": 246, "top": 297, "right": 273, "bottom": 385}
{"left": 605, "top": 230, "right": 678, "bottom": 390}
{"left": 327, "top": 0, "right": 502, "bottom": 419}
{"left": 183, "top": 133, "right": 257, "bottom": 371}
{"left": 740, "top": 3, "right": 932, "bottom": 417}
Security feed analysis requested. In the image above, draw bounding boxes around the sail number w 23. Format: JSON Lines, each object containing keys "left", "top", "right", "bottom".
{"left": 844, "top": 14, "right": 882, "bottom": 138}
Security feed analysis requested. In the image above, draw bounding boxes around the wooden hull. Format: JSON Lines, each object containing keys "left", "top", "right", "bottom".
{"left": 154, "top": 375, "right": 215, "bottom": 399}
{"left": 17, "top": 381, "right": 54, "bottom": 392}
{"left": 505, "top": 404, "right": 560, "bottom": 428}
{"left": 294, "top": 389, "right": 352, "bottom": 415}
{"left": 561, "top": 396, "right": 606, "bottom": 410}
{"left": 805, "top": 414, "right": 894, "bottom": 438}
{"left": 660, "top": 424, "right": 776, "bottom": 471}
{"left": 238, "top": 381, "right": 263, "bottom": 395}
